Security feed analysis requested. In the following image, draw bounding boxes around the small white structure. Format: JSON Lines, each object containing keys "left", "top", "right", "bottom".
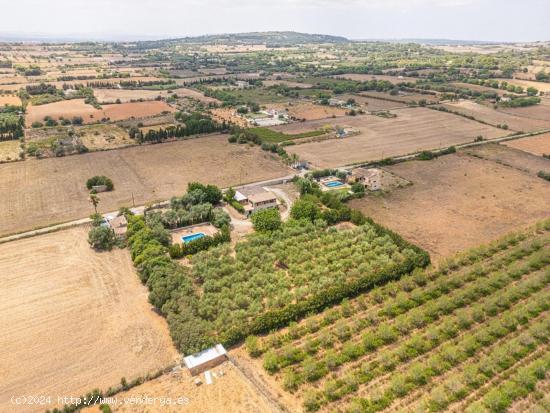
{"left": 184, "top": 344, "right": 228, "bottom": 376}
{"left": 328, "top": 98, "right": 346, "bottom": 107}
{"left": 235, "top": 80, "right": 249, "bottom": 89}
{"left": 350, "top": 167, "right": 382, "bottom": 191}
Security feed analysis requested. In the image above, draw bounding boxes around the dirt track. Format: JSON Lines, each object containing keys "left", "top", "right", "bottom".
{"left": 0, "top": 135, "right": 291, "bottom": 236}
{"left": 0, "top": 226, "right": 179, "bottom": 413}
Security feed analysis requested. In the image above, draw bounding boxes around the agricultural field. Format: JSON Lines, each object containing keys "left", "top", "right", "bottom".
{"left": 359, "top": 91, "right": 440, "bottom": 105}
{"left": 496, "top": 98, "right": 550, "bottom": 123}
{"left": 278, "top": 102, "right": 348, "bottom": 121}
{"left": 237, "top": 220, "right": 550, "bottom": 413}
{"left": 0, "top": 134, "right": 291, "bottom": 237}
{"left": 81, "top": 361, "right": 277, "bottom": 413}
{"left": 0, "top": 139, "right": 21, "bottom": 162}
{"left": 282, "top": 107, "right": 506, "bottom": 168}
{"left": 350, "top": 151, "right": 550, "bottom": 260}
{"left": 338, "top": 94, "right": 407, "bottom": 111}
{"left": 440, "top": 100, "right": 550, "bottom": 132}
{"left": 502, "top": 132, "right": 550, "bottom": 156}
{"left": 93, "top": 87, "right": 219, "bottom": 104}
{"left": 0, "top": 226, "right": 179, "bottom": 413}
{"left": 335, "top": 74, "right": 419, "bottom": 84}
{"left": 0, "top": 94, "right": 22, "bottom": 106}
{"left": 100, "top": 101, "right": 176, "bottom": 122}
{"left": 25, "top": 99, "right": 102, "bottom": 126}
{"left": 464, "top": 143, "right": 550, "bottom": 176}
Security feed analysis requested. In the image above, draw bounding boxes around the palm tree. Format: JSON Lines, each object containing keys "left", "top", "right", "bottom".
{"left": 89, "top": 193, "right": 100, "bottom": 214}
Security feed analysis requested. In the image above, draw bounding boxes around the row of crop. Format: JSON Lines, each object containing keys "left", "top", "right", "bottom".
{"left": 294, "top": 265, "right": 550, "bottom": 402}
{"left": 464, "top": 350, "right": 550, "bottom": 413}
{"left": 302, "top": 268, "right": 550, "bottom": 411}
{"left": 248, "top": 230, "right": 544, "bottom": 354}
{"left": 263, "top": 246, "right": 550, "bottom": 376}
{"left": 340, "top": 299, "right": 550, "bottom": 413}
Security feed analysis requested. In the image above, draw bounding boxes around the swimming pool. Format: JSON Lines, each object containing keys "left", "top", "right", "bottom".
{"left": 324, "top": 180, "right": 344, "bottom": 188}
{"left": 181, "top": 232, "right": 206, "bottom": 243}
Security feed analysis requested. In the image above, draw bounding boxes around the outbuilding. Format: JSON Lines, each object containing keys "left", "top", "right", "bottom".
{"left": 183, "top": 344, "right": 228, "bottom": 376}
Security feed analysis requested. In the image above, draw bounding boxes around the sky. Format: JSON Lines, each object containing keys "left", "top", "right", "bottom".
{"left": 0, "top": 0, "right": 549, "bottom": 42}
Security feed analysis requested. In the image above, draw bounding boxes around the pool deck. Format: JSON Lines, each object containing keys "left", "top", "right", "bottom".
{"left": 170, "top": 223, "right": 219, "bottom": 245}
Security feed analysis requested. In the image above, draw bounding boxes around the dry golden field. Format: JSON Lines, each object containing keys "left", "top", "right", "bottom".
{"left": 442, "top": 100, "right": 550, "bottom": 131}
{"left": 25, "top": 99, "right": 103, "bottom": 126}
{"left": 282, "top": 107, "right": 506, "bottom": 168}
{"left": 502, "top": 132, "right": 550, "bottom": 156}
{"left": 81, "top": 361, "right": 276, "bottom": 413}
{"left": 351, "top": 150, "right": 550, "bottom": 261}
{"left": 100, "top": 101, "right": 175, "bottom": 122}
{"left": 0, "top": 140, "right": 20, "bottom": 162}
{"left": 0, "top": 94, "right": 22, "bottom": 106}
{"left": 0, "top": 134, "right": 291, "bottom": 236}
{"left": 0, "top": 226, "right": 179, "bottom": 413}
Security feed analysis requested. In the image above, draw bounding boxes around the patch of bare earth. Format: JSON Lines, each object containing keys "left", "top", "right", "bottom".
{"left": 350, "top": 152, "right": 550, "bottom": 262}
{"left": 81, "top": 361, "right": 277, "bottom": 413}
{"left": 502, "top": 132, "right": 550, "bottom": 156}
{"left": 0, "top": 134, "right": 291, "bottom": 236}
{"left": 282, "top": 107, "right": 506, "bottom": 168}
{"left": 0, "top": 226, "right": 179, "bottom": 413}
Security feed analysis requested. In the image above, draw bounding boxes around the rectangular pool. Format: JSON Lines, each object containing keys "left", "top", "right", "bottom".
{"left": 181, "top": 232, "right": 206, "bottom": 243}
{"left": 324, "top": 181, "right": 344, "bottom": 188}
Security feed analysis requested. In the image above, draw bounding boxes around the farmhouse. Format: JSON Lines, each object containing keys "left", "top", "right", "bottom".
{"left": 108, "top": 215, "right": 128, "bottom": 238}
{"left": 183, "top": 344, "right": 228, "bottom": 376}
{"left": 234, "top": 187, "right": 278, "bottom": 217}
{"left": 349, "top": 167, "right": 382, "bottom": 190}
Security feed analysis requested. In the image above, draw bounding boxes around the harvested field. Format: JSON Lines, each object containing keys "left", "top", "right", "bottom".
{"left": 0, "top": 226, "right": 179, "bottom": 413}
{"left": 334, "top": 73, "right": 418, "bottom": 84}
{"left": 93, "top": 88, "right": 219, "bottom": 104}
{"left": 25, "top": 99, "right": 102, "bottom": 126}
{"left": 441, "top": 100, "right": 550, "bottom": 131}
{"left": 281, "top": 107, "right": 506, "bottom": 168}
{"left": 502, "top": 132, "right": 550, "bottom": 156}
{"left": 169, "top": 87, "right": 221, "bottom": 103}
{"left": 282, "top": 102, "right": 347, "bottom": 121}
{"left": 93, "top": 88, "right": 167, "bottom": 103}
{"left": 0, "top": 94, "right": 22, "bottom": 106}
{"left": 263, "top": 80, "right": 314, "bottom": 89}
{"left": 0, "top": 134, "right": 291, "bottom": 236}
{"left": 101, "top": 101, "right": 176, "bottom": 122}
{"left": 350, "top": 152, "right": 550, "bottom": 260}
{"left": 496, "top": 98, "right": 550, "bottom": 122}
{"left": 338, "top": 93, "right": 407, "bottom": 111}
{"left": 464, "top": 142, "right": 550, "bottom": 176}
{"left": 449, "top": 82, "right": 515, "bottom": 96}
{"left": 0, "top": 140, "right": 20, "bottom": 162}
{"left": 117, "top": 113, "right": 175, "bottom": 128}
{"left": 362, "top": 90, "right": 439, "bottom": 103}
{"left": 82, "top": 361, "right": 275, "bottom": 413}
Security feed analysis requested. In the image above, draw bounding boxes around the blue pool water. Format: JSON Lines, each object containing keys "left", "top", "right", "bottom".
{"left": 181, "top": 232, "right": 206, "bottom": 243}
{"left": 325, "top": 181, "right": 344, "bottom": 188}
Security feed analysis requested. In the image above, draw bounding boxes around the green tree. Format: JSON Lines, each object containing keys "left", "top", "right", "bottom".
{"left": 251, "top": 208, "right": 282, "bottom": 232}
{"left": 291, "top": 199, "right": 320, "bottom": 222}
{"left": 88, "top": 226, "right": 116, "bottom": 251}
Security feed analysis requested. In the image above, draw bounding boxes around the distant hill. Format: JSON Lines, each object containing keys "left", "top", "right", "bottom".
{"left": 134, "top": 32, "right": 349, "bottom": 48}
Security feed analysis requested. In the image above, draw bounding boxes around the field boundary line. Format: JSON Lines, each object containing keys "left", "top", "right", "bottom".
{"left": 229, "top": 355, "right": 290, "bottom": 413}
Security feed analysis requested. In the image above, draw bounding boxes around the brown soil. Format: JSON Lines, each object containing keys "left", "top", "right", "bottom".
{"left": 0, "top": 135, "right": 291, "bottom": 236}
{"left": 101, "top": 101, "right": 176, "bottom": 122}
{"left": 0, "top": 226, "right": 179, "bottom": 413}
{"left": 350, "top": 151, "right": 550, "bottom": 261}
{"left": 282, "top": 107, "right": 506, "bottom": 168}
{"left": 0, "top": 94, "right": 22, "bottom": 106}
{"left": 502, "top": 132, "right": 550, "bottom": 156}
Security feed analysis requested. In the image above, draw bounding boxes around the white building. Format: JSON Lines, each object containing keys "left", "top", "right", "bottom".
{"left": 183, "top": 344, "right": 228, "bottom": 376}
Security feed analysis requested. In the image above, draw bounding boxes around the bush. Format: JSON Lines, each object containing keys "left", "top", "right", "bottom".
{"left": 86, "top": 175, "right": 114, "bottom": 191}
{"left": 351, "top": 182, "right": 365, "bottom": 194}
{"left": 251, "top": 208, "right": 282, "bottom": 232}
{"left": 291, "top": 198, "right": 321, "bottom": 222}
{"left": 88, "top": 226, "right": 116, "bottom": 251}
{"left": 537, "top": 170, "right": 550, "bottom": 181}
